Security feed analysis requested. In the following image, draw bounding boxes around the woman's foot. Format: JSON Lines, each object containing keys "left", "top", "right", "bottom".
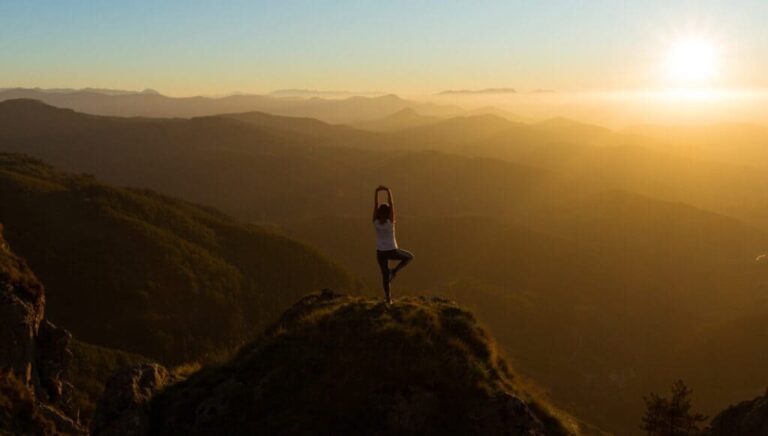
{"left": 389, "top": 269, "right": 397, "bottom": 282}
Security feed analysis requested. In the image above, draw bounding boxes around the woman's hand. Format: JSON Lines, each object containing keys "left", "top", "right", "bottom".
{"left": 374, "top": 186, "right": 386, "bottom": 219}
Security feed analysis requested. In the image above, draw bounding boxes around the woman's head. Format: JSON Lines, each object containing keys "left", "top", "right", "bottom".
{"left": 376, "top": 204, "right": 391, "bottom": 221}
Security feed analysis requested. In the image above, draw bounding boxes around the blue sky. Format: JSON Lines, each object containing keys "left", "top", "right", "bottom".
{"left": 1, "top": 0, "right": 766, "bottom": 95}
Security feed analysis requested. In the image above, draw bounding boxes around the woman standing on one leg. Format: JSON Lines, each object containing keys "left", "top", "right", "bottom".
{"left": 373, "top": 185, "right": 414, "bottom": 306}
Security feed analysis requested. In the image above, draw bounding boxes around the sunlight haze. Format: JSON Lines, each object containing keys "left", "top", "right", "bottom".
{"left": 2, "top": 0, "right": 767, "bottom": 97}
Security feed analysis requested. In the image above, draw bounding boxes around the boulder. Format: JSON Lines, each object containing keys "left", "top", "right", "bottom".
{"left": 0, "top": 228, "right": 45, "bottom": 389}
{"left": 91, "top": 363, "right": 173, "bottom": 436}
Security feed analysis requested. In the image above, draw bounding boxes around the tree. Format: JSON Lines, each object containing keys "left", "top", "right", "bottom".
{"left": 642, "top": 380, "right": 708, "bottom": 436}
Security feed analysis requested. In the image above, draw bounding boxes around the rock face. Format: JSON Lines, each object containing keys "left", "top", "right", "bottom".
{"left": 0, "top": 224, "right": 84, "bottom": 434}
{"left": 708, "top": 390, "right": 768, "bottom": 436}
{"left": 91, "top": 363, "right": 174, "bottom": 436}
{"left": 37, "top": 319, "right": 74, "bottom": 403}
{"left": 0, "top": 223, "right": 45, "bottom": 389}
{"left": 90, "top": 290, "right": 587, "bottom": 435}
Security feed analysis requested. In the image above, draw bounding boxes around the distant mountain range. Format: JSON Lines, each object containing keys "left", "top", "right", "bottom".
{"left": 0, "top": 87, "right": 465, "bottom": 123}
{"left": 0, "top": 99, "right": 587, "bottom": 224}
{"left": 0, "top": 87, "right": 160, "bottom": 96}
{"left": 268, "top": 88, "right": 387, "bottom": 98}
{"left": 349, "top": 108, "right": 443, "bottom": 132}
{"left": 436, "top": 88, "right": 557, "bottom": 96}
{"left": 437, "top": 88, "right": 518, "bottom": 95}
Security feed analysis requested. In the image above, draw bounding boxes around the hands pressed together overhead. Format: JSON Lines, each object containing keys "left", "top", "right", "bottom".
{"left": 373, "top": 185, "right": 395, "bottom": 221}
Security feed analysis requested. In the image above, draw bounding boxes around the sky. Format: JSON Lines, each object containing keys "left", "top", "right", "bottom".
{"left": 1, "top": 0, "right": 767, "bottom": 96}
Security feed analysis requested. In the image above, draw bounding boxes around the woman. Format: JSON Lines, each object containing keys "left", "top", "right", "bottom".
{"left": 373, "top": 185, "right": 414, "bottom": 305}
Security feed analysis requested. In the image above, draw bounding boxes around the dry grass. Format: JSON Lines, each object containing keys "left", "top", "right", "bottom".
{"left": 149, "top": 290, "right": 587, "bottom": 435}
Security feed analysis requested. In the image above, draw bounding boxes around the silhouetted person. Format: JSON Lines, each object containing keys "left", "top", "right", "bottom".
{"left": 373, "top": 186, "right": 414, "bottom": 305}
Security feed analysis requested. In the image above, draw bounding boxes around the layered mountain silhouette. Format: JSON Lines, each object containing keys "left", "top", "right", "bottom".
{"left": 389, "top": 113, "right": 768, "bottom": 231}
{"left": 0, "top": 99, "right": 582, "bottom": 222}
{"left": 350, "top": 108, "right": 442, "bottom": 132}
{"left": 0, "top": 88, "right": 463, "bottom": 122}
{"left": 268, "top": 88, "right": 386, "bottom": 98}
{"left": 627, "top": 122, "right": 768, "bottom": 170}
{"left": 5, "top": 98, "right": 768, "bottom": 230}
{"left": 437, "top": 88, "right": 518, "bottom": 95}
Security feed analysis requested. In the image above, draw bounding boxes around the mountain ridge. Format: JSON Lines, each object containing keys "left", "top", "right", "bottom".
{"left": 0, "top": 88, "right": 466, "bottom": 123}
{"left": 350, "top": 107, "right": 443, "bottom": 132}
{"left": 438, "top": 88, "right": 518, "bottom": 95}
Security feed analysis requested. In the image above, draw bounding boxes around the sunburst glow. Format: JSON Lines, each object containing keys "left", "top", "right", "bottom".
{"left": 663, "top": 37, "right": 720, "bottom": 85}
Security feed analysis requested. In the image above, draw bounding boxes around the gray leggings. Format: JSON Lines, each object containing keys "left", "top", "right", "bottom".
{"left": 376, "top": 248, "right": 414, "bottom": 296}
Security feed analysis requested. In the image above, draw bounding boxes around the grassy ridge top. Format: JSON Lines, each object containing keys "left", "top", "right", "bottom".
{"left": 149, "top": 291, "right": 603, "bottom": 435}
{"left": 0, "top": 153, "right": 357, "bottom": 363}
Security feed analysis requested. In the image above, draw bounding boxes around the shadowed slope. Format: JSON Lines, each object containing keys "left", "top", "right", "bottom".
{"left": 0, "top": 154, "right": 356, "bottom": 363}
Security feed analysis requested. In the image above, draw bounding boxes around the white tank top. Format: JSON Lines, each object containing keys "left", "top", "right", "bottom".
{"left": 374, "top": 219, "right": 398, "bottom": 251}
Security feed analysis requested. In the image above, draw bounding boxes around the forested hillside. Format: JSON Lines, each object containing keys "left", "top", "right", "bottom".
{"left": 0, "top": 153, "right": 356, "bottom": 363}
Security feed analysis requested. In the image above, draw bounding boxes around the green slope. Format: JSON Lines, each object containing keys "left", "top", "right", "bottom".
{"left": 0, "top": 153, "right": 357, "bottom": 363}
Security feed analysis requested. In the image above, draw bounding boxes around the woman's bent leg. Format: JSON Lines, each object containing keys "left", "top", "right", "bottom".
{"left": 391, "top": 249, "right": 414, "bottom": 275}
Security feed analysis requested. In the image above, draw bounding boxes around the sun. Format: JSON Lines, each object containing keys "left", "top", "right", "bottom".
{"left": 663, "top": 37, "right": 719, "bottom": 86}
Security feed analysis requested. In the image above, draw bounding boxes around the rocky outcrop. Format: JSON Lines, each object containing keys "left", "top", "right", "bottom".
{"left": 91, "top": 290, "right": 587, "bottom": 435}
{"left": 708, "top": 390, "right": 768, "bottom": 436}
{"left": 0, "top": 223, "right": 45, "bottom": 389}
{"left": 91, "top": 363, "right": 174, "bottom": 436}
{"left": 37, "top": 319, "right": 74, "bottom": 404}
{"left": 0, "top": 224, "right": 84, "bottom": 434}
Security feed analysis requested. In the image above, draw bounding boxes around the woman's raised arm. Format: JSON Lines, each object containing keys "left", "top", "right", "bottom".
{"left": 385, "top": 188, "right": 394, "bottom": 221}
{"left": 374, "top": 185, "right": 386, "bottom": 220}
